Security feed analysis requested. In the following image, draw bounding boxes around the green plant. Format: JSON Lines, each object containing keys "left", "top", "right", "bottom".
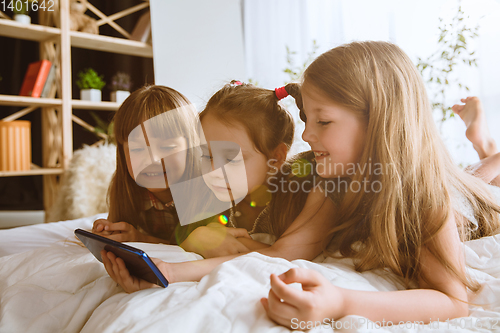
{"left": 110, "top": 72, "right": 132, "bottom": 91}
{"left": 283, "top": 40, "right": 319, "bottom": 84}
{"left": 13, "top": 0, "right": 36, "bottom": 15}
{"left": 247, "top": 78, "right": 260, "bottom": 87}
{"left": 76, "top": 68, "right": 106, "bottom": 90}
{"left": 416, "top": 0, "right": 479, "bottom": 122}
{"left": 88, "top": 112, "right": 115, "bottom": 144}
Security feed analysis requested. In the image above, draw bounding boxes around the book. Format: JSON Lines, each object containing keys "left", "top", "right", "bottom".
{"left": 19, "top": 60, "right": 52, "bottom": 98}
{"left": 130, "top": 11, "right": 151, "bottom": 43}
{"left": 41, "top": 64, "right": 56, "bottom": 98}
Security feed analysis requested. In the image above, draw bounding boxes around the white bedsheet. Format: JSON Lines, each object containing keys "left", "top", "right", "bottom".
{"left": 0, "top": 213, "right": 106, "bottom": 257}
{"left": 1, "top": 220, "right": 500, "bottom": 332}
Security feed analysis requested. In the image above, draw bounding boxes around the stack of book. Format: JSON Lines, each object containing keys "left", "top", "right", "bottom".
{"left": 19, "top": 60, "right": 56, "bottom": 98}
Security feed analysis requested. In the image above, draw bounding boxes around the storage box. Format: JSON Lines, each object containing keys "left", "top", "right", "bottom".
{"left": 0, "top": 121, "right": 31, "bottom": 171}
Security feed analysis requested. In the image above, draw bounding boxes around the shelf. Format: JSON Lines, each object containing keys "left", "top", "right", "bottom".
{"left": 0, "top": 20, "right": 152, "bottom": 58}
{"left": 0, "top": 168, "right": 64, "bottom": 177}
{"left": 0, "top": 95, "right": 62, "bottom": 107}
{"left": 70, "top": 31, "right": 153, "bottom": 58}
{"left": 0, "top": 95, "right": 121, "bottom": 111}
{"left": 0, "top": 19, "right": 60, "bottom": 41}
{"left": 72, "top": 100, "right": 120, "bottom": 111}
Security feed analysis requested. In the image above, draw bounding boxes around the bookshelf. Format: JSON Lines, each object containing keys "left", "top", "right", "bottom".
{"left": 0, "top": 0, "right": 153, "bottom": 213}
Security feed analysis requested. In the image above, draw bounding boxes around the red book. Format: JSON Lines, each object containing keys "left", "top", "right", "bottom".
{"left": 19, "top": 60, "right": 52, "bottom": 98}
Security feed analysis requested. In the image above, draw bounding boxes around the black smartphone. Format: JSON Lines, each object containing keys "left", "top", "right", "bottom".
{"left": 74, "top": 228, "right": 169, "bottom": 288}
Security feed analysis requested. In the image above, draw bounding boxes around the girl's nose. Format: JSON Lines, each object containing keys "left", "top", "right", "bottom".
{"left": 302, "top": 122, "right": 317, "bottom": 144}
{"left": 151, "top": 158, "right": 162, "bottom": 165}
{"left": 148, "top": 146, "right": 163, "bottom": 164}
{"left": 209, "top": 165, "right": 225, "bottom": 179}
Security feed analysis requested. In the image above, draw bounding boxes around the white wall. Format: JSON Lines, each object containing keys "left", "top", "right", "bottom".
{"left": 150, "top": 0, "right": 246, "bottom": 110}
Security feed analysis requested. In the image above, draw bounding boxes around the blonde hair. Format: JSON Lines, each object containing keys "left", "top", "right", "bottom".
{"left": 107, "top": 85, "right": 199, "bottom": 236}
{"left": 291, "top": 41, "right": 500, "bottom": 291}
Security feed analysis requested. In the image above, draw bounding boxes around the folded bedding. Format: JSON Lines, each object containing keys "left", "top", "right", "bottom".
{"left": 1, "top": 231, "right": 500, "bottom": 332}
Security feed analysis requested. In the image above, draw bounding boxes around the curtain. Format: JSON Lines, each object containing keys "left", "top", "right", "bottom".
{"left": 243, "top": 0, "right": 500, "bottom": 166}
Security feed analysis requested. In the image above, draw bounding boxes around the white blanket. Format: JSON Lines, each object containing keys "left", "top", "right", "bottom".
{"left": 1, "top": 218, "right": 500, "bottom": 332}
{"left": 0, "top": 213, "right": 106, "bottom": 257}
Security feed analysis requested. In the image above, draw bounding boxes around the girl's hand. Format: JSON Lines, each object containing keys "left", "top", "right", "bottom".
{"left": 180, "top": 223, "right": 251, "bottom": 258}
{"left": 94, "top": 221, "right": 145, "bottom": 243}
{"left": 92, "top": 219, "right": 115, "bottom": 236}
{"left": 219, "top": 223, "right": 251, "bottom": 239}
{"left": 261, "top": 268, "right": 346, "bottom": 329}
{"left": 101, "top": 250, "right": 165, "bottom": 293}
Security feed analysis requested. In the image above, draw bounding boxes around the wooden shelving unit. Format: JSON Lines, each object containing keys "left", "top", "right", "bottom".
{"left": 0, "top": 1, "right": 153, "bottom": 212}
{"left": 71, "top": 31, "right": 152, "bottom": 57}
{"left": 0, "top": 168, "right": 64, "bottom": 177}
{"left": 0, "top": 20, "right": 153, "bottom": 57}
{"left": 0, "top": 18, "right": 60, "bottom": 41}
{"left": 0, "top": 95, "right": 62, "bottom": 107}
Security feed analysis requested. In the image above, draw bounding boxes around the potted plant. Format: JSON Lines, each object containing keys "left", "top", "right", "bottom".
{"left": 110, "top": 72, "right": 132, "bottom": 104}
{"left": 76, "top": 68, "right": 105, "bottom": 102}
{"left": 13, "top": 0, "right": 36, "bottom": 24}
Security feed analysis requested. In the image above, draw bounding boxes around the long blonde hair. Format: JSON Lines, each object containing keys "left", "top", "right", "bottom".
{"left": 107, "top": 85, "right": 199, "bottom": 234}
{"left": 292, "top": 41, "right": 500, "bottom": 291}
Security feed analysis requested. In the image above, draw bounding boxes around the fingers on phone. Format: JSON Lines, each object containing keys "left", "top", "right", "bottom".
{"left": 101, "top": 250, "right": 115, "bottom": 279}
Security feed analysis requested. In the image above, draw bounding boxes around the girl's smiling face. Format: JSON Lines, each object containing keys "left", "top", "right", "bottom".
{"left": 124, "top": 134, "right": 188, "bottom": 192}
{"left": 200, "top": 114, "right": 269, "bottom": 202}
{"left": 301, "top": 84, "right": 367, "bottom": 178}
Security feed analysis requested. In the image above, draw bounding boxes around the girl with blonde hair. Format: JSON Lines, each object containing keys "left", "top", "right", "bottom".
{"left": 261, "top": 41, "right": 500, "bottom": 327}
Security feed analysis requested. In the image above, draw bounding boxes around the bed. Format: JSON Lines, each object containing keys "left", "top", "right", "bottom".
{"left": 1, "top": 214, "right": 500, "bottom": 332}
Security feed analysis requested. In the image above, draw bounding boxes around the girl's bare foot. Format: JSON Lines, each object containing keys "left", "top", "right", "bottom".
{"left": 464, "top": 152, "right": 500, "bottom": 186}
{"left": 451, "top": 96, "right": 497, "bottom": 159}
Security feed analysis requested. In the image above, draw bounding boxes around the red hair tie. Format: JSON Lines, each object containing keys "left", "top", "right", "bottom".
{"left": 275, "top": 86, "right": 289, "bottom": 100}
{"left": 232, "top": 81, "right": 243, "bottom": 86}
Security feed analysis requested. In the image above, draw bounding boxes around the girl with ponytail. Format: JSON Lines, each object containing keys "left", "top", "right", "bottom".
{"left": 101, "top": 80, "right": 340, "bottom": 290}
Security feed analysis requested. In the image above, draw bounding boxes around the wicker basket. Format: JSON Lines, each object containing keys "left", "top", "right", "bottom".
{"left": 0, "top": 120, "right": 31, "bottom": 171}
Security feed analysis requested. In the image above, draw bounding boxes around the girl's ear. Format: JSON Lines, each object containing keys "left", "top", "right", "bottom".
{"left": 271, "top": 143, "right": 288, "bottom": 170}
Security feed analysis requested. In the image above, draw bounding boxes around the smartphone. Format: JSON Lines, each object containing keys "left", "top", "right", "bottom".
{"left": 74, "top": 228, "right": 169, "bottom": 288}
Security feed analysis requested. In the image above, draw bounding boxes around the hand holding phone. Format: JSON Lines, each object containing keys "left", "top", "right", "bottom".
{"left": 75, "top": 229, "right": 169, "bottom": 288}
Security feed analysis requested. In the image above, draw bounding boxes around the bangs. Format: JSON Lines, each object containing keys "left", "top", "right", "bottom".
{"left": 113, "top": 86, "right": 198, "bottom": 145}
{"left": 144, "top": 105, "right": 197, "bottom": 141}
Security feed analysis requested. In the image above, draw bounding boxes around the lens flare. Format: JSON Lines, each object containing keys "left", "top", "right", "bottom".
{"left": 291, "top": 158, "right": 312, "bottom": 177}
{"left": 219, "top": 214, "right": 228, "bottom": 225}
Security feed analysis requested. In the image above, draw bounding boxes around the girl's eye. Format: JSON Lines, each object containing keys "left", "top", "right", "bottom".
{"left": 317, "top": 121, "right": 332, "bottom": 126}
{"left": 130, "top": 148, "right": 145, "bottom": 152}
{"left": 201, "top": 154, "right": 212, "bottom": 160}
